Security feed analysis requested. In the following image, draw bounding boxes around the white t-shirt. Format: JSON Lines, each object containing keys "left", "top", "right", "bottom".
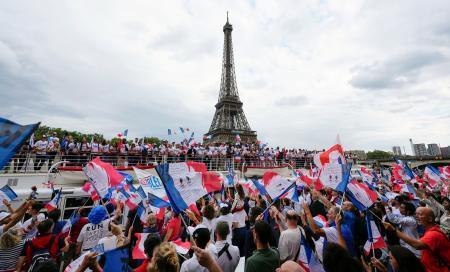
{"left": 98, "top": 235, "right": 120, "bottom": 252}
{"left": 34, "top": 140, "right": 48, "bottom": 154}
{"left": 232, "top": 210, "right": 247, "bottom": 228}
{"left": 77, "top": 219, "right": 111, "bottom": 252}
{"left": 323, "top": 226, "right": 338, "bottom": 243}
{"left": 91, "top": 143, "right": 100, "bottom": 153}
{"left": 22, "top": 213, "right": 46, "bottom": 239}
{"left": 202, "top": 217, "right": 216, "bottom": 242}
{"left": 180, "top": 244, "right": 217, "bottom": 272}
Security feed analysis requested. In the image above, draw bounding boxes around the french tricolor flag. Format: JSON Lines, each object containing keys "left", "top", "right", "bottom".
{"left": 313, "top": 136, "right": 346, "bottom": 168}
{"left": 148, "top": 192, "right": 170, "bottom": 220}
{"left": 363, "top": 215, "right": 386, "bottom": 255}
{"left": 319, "top": 163, "right": 352, "bottom": 193}
{"left": 313, "top": 215, "right": 328, "bottom": 228}
{"left": 45, "top": 189, "right": 62, "bottom": 212}
{"left": 83, "top": 157, "right": 124, "bottom": 198}
{"left": 133, "top": 233, "right": 150, "bottom": 259}
{"left": 424, "top": 165, "right": 444, "bottom": 187}
{"left": 262, "top": 172, "right": 297, "bottom": 201}
{"left": 61, "top": 210, "right": 79, "bottom": 234}
{"left": 0, "top": 185, "right": 17, "bottom": 202}
{"left": 156, "top": 163, "right": 215, "bottom": 214}
{"left": 393, "top": 159, "right": 414, "bottom": 181}
{"left": 298, "top": 171, "right": 324, "bottom": 190}
{"left": 297, "top": 233, "right": 325, "bottom": 272}
{"left": 346, "top": 180, "right": 378, "bottom": 211}
{"left": 120, "top": 188, "right": 142, "bottom": 211}
{"left": 439, "top": 166, "right": 450, "bottom": 179}
{"left": 171, "top": 238, "right": 191, "bottom": 255}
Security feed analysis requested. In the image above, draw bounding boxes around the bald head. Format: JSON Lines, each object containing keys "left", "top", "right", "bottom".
{"left": 285, "top": 210, "right": 299, "bottom": 228}
{"left": 416, "top": 207, "right": 435, "bottom": 227}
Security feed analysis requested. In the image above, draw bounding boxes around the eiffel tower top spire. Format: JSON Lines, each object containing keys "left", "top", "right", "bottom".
{"left": 219, "top": 13, "right": 240, "bottom": 102}
{"left": 204, "top": 14, "right": 257, "bottom": 143}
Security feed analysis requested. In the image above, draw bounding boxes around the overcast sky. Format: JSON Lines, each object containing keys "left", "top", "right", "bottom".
{"left": 1, "top": 1, "right": 450, "bottom": 153}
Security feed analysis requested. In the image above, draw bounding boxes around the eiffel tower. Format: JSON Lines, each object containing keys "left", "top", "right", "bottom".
{"left": 205, "top": 14, "right": 257, "bottom": 143}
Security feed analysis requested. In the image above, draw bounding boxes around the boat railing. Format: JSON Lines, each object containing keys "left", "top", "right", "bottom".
{"left": 0, "top": 152, "right": 312, "bottom": 174}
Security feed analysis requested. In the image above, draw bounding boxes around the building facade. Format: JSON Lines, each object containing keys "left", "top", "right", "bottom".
{"left": 413, "top": 143, "right": 428, "bottom": 157}
{"left": 392, "top": 146, "right": 402, "bottom": 156}
{"left": 427, "top": 143, "right": 441, "bottom": 156}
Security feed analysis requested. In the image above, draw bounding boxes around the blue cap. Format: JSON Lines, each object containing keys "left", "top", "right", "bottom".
{"left": 88, "top": 206, "right": 108, "bottom": 225}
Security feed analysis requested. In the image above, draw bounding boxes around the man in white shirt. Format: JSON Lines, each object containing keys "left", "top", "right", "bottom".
{"left": 180, "top": 225, "right": 217, "bottom": 272}
{"left": 33, "top": 135, "right": 48, "bottom": 171}
{"left": 91, "top": 138, "right": 100, "bottom": 153}
{"left": 278, "top": 210, "right": 301, "bottom": 262}
{"left": 22, "top": 202, "right": 46, "bottom": 239}
{"left": 213, "top": 203, "right": 234, "bottom": 243}
{"left": 215, "top": 221, "right": 240, "bottom": 272}
{"left": 76, "top": 205, "right": 120, "bottom": 254}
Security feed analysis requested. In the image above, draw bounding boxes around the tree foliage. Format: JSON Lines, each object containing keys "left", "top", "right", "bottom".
{"left": 34, "top": 125, "right": 161, "bottom": 145}
{"left": 366, "top": 150, "right": 392, "bottom": 160}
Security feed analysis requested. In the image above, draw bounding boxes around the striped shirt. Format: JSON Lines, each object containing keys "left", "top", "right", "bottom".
{"left": 0, "top": 241, "right": 24, "bottom": 271}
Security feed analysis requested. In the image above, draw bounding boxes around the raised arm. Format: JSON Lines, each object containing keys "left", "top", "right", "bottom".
{"left": 303, "top": 203, "right": 325, "bottom": 237}
{"left": 383, "top": 222, "right": 427, "bottom": 250}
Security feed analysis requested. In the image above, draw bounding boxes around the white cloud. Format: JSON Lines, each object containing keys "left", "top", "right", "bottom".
{"left": 1, "top": 0, "right": 450, "bottom": 153}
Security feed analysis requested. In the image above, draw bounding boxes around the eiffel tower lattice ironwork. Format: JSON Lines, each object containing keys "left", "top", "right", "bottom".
{"left": 205, "top": 15, "right": 257, "bottom": 143}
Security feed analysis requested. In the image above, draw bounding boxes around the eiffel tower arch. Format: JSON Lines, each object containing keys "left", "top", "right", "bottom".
{"left": 204, "top": 15, "right": 257, "bottom": 144}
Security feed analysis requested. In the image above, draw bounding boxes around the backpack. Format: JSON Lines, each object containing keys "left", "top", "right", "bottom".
{"left": 28, "top": 236, "right": 55, "bottom": 272}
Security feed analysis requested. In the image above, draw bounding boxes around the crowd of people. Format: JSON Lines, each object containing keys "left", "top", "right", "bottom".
{"left": 8, "top": 133, "right": 344, "bottom": 172}
{"left": 0, "top": 175, "right": 449, "bottom": 272}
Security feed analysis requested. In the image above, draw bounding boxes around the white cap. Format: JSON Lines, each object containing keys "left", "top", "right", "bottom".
{"left": 187, "top": 224, "right": 209, "bottom": 235}
{"left": 219, "top": 203, "right": 229, "bottom": 209}
{"left": 0, "top": 211, "right": 10, "bottom": 222}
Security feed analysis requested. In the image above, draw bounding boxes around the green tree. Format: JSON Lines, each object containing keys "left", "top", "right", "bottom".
{"left": 366, "top": 150, "right": 392, "bottom": 160}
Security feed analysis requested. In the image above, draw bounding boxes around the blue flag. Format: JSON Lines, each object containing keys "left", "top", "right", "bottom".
{"left": 168, "top": 128, "right": 172, "bottom": 136}
{"left": 0, "top": 118, "right": 39, "bottom": 170}
{"left": 179, "top": 127, "right": 185, "bottom": 134}
{"left": 155, "top": 164, "right": 188, "bottom": 214}
{"left": 336, "top": 163, "right": 352, "bottom": 193}
{"left": 103, "top": 246, "right": 132, "bottom": 272}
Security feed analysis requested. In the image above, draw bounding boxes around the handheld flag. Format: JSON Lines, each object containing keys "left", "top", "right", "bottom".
{"left": 64, "top": 252, "right": 90, "bottom": 272}
{"left": 45, "top": 189, "right": 62, "bottom": 212}
{"left": 319, "top": 163, "right": 352, "bottom": 192}
{"left": 313, "top": 215, "right": 329, "bottom": 228}
{"left": 171, "top": 238, "right": 191, "bottom": 255}
{"left": 133, "top": 167, "right": 167, "bottom": 199}
{"left": 393, "top": 159, "right": 414, "bottom": 181}
{"left": 0, "top": 118, "right": 39, "bottom": 170}
{"left": 103, "top": 246, "right": 132, "bottom": 272}
{"left": 363, "top": 214, "right": 387, "bottom": 255}
{"left": 313, "top": 136, "right": 346, "bottom": 168}
{"left": 62, "top": 210, "right": 80, "bottom": 233}
{"left": 0, "top": 185, "right": 17, "bottom": 203}
{"left": 346, "top": 180, "right": 378, "bottom": 210}
{"left": 83, "top": 157, "right": 124, "bottom": 198}
{"left": 133, "top": 233, "right": 150, "bottom": 259}
{"left": 155, "top": 163, "right": 209, "bottom": 214}
{"left": 262, "top": 172, "right": 297, "bottom": 201}
{"left": 168, "top": 129, "right": 172, "bottom": 136}
{"left": 424, "top": 165, "right": 444, "bottom": 187}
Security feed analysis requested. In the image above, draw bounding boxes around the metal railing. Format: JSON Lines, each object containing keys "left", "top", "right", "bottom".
{"left": 1, "top": 152, "right": 313, "bottom": 173}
